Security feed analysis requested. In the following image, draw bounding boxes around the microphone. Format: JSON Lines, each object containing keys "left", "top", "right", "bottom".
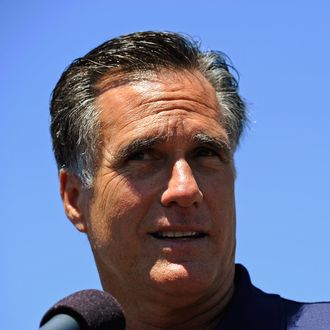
{"left": 39, "top": 289, "right": 125, "bottom": 330}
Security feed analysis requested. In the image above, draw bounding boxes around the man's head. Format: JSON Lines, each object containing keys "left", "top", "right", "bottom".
{"left": 51, "top": 31, "right": 246, "bottom": 188}
{"left": 52, "top": 31, "right": 246, "bottom": 325}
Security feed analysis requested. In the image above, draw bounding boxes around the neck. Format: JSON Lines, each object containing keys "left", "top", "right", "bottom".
{"left": 120, "top": 269, "right": 235, "bottom": 330}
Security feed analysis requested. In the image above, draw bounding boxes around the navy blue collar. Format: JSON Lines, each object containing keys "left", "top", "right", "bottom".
{"left": 216, "top": 264, "right": 286, "bottom": 330}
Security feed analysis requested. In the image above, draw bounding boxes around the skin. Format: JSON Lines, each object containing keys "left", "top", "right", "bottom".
{"left": 61, "top": 69, "right": 236, "bottom": 329}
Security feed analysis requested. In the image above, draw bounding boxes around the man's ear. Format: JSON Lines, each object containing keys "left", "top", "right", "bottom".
{"left": 59, "top": 169, "right": 88, "bottom": 233}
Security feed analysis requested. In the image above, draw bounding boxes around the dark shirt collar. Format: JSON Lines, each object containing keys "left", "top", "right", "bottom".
{"left": 216, "top": 264, "right": 285, "bottom": 330}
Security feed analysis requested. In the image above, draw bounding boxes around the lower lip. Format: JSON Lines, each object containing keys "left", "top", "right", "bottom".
{"left": 150, "top": 235, "right": 208, "bottom": 248}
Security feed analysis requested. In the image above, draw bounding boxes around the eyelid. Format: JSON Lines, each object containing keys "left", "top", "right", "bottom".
{"left": 194, "top": 144, "right": 231, "bottom": 163}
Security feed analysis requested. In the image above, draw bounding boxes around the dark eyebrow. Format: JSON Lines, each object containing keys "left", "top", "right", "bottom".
{"left": 193, "top": 133, "right": 232, "bottom": 161}
{"left": 114, "top": 136, "right": 164, "bottom": 161}
{"left": 193, "top": 133, "right": 231, "bottom": 151}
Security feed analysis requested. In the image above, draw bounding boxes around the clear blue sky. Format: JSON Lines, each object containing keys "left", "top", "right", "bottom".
{"left": 1, "top": 1, "right": 329, "bottom": 329}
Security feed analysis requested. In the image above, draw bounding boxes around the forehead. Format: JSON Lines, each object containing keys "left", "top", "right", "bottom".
{"left": 96, "top": 70, "right": 227, "bottom": 144}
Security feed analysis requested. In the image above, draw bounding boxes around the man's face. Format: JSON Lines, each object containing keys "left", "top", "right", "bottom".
{"left": 80, "top": 70, "right": 236, "bottom": 302}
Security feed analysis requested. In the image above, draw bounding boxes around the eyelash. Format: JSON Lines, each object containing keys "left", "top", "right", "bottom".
{"left": 194, "top": 147, "right": 219, "bottom": 157}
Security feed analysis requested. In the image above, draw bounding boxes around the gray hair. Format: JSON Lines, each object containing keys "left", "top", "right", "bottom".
{"left": 51, "top": 31, "right": 246, "bottom": 188}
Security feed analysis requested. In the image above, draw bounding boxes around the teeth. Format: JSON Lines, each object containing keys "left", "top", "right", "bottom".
{"left": 157, "top": 231, "right": 198, "bottom": 238}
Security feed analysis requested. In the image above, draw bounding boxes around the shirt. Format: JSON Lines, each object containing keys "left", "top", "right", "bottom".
{"left": 216, "top": 264, "right": 330, "bottom": 329}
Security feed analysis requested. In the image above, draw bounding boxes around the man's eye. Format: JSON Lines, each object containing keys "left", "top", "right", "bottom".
{"left": 195, "top": 147, "right": 218, "bottom": 158}
{"left": 127, "top": 150, "right": 153, "bottom": 161}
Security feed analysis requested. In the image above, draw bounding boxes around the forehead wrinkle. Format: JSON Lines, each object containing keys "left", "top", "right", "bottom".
{"left": 97, "top": 69, "right": 222, "bottom": 132}
{"left": 135, "top": 98, "right": 220, "bottom": 120}
{"left": 130, "top": 70, "right": 221, "bottom": 116}
{"left": 104, "top": 106, "right": 229, "bottom": 147}
{"left": 135, "top": 90, "right": 219, "bottom": 116}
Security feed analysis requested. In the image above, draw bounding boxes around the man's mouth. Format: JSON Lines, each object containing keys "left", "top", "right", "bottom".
{"left": 151, "top": 231, "right": 206, "bottom": 239}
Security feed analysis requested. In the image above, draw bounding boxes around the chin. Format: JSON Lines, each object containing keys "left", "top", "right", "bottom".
{"left": 149, "top": 261, "right": 217, "bottom": 296}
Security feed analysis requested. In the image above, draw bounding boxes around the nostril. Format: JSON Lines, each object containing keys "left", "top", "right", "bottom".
{"left": 160, "top": 182, "right": 203, "bottom": 207}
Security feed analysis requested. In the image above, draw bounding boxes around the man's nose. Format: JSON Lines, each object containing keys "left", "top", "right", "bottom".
{"left": 160, "top": 159, "right": 203, "bottom": 207}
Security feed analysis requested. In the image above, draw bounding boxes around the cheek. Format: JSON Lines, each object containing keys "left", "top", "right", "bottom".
{"left": 87, "top": 176, "right": 155, "bottom": 249}
{"left": 202, "top": 172, "right": 236, "bottom": 240}
{"left": 202, "top": 168, "right": 235, "bottom": 211}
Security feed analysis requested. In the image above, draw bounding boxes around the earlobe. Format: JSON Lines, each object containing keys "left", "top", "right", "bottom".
{"left": 59, "top": 170, "right": 88, "bottom": 233}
